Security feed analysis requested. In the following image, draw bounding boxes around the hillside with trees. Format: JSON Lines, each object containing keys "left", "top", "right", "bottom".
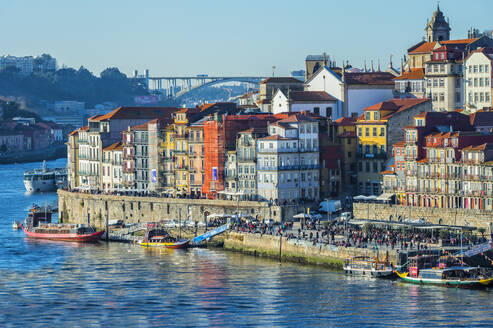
{"left": 0, "top": 59, "right": 149, "bottom": 108}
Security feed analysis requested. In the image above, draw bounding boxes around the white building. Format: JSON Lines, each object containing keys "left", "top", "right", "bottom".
{"left": 271, "top": 90, "right": 338, "bottom": 118}
{"left": 256, "top": 114, "right": 320, "bottom": 202}
{"left": 0, "top": 55, "right": 33, "bottom": 75}
{"left": 305, "top": 66, "right": 395, "bottom": 118}
{"left": 464, "top": 48, "right": 493, "bottom": 112}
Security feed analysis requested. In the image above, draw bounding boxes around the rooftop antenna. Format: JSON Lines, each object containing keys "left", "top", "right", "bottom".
{"left": 371, "top": 60, "right": 374, "bottom": 72}
{"left": 364, "top": 60, "right": 367, "bottom": 72}
{"left": 272, "top": 65, "right": 276, "bottom": 77}
{"left": 378, "top": 59, "right": 381, "bottom": 72}
{"left": 389, "top": 54, "right": 393, "bottom": 69}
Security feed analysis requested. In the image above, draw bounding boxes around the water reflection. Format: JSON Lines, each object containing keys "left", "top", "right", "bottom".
{"left": 0, "top": 160, "right": 492, "bottom": 326}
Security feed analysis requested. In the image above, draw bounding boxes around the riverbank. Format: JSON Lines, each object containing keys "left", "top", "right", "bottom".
{"left": 105, "top": 226, "right": 393, "bottom": 270}
{"left": 0, "top": 143, "right": 66, "bottom": 164}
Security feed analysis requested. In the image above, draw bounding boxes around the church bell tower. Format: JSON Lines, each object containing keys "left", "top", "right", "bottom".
{"left": 425, "top": 4, "right": 451, "bottom": 42}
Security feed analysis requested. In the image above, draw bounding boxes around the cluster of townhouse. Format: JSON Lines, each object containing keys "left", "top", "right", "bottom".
{"left": 0, "top": 115, "right": 63, "bottom": 154}
{"left": 66, "top": 5, "right": 493, "bottom": 210}
{"left": 67, "top": 103, "right": 336, "bottom": 202}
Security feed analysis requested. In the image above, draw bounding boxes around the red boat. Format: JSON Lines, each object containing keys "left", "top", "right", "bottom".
{"left": 22, "top": 204, "right": 104, "bottom": 242}
{"left": 22, "top": 225, "right": 104, "bottom": 242}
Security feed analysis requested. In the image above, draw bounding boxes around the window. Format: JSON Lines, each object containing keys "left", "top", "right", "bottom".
{"left": 357, "top": 127, "right": 362, "bottom": 137}
{"left": 440, "top": 64, "right": 445, "bottom": 72}
{"left": 374, "top": 112, "right": 380, "bottom": 120}
{"left": 486, "top": 93, "right": 491, "bottom": 102}
{"left": 486, "top": 77, "right": 490, "bottom": 86}
{"left": 348, "top": 151, "right": 352, "bottom": 158}
{"left": 455, "top": 92, "right": 461, "bottom": 102}
{"left": 313, "top": 107, "right": 320, "bottom": 115}
{"left": 474, "top": 78, "right": 478, "bottom": 87}
{"left": 480, "top": 65, "right": 484, "bottom": 73}
{"left": 480, "top": 78, "right": 484, "bottom": 87}
{"left": 456, "top": 79, "right": 461, "bottom": 88}
{"left": 486, "top": 65, "right": 490, "bottom": 73}
{"left": 439, "top": 78, "right": 444, "bottom": 87}
{"left": 439, "top": 93, "right": 445, "bottom": 102}
{"left": 480, "top": 93, "right": 484, "bottom": 102}
{"left": 474, "top": 65, "right": 478, "bottom": 73}
{"left": 475, "top": 93, "right": 479, "bottom": 102}
{"left": 433, "top": 79, "right": 438, "bottom": 87}
{"left": 372, "top": 127, "right": 377, "bottom": 136}
{"left": 365, "top": 112, "right": 371, "bottom": 120}
{"left": 373, "top": 162, "right": 378, "bottom": 172}
{"left": 365, "top": 128, "right": 369, "bottom": 137}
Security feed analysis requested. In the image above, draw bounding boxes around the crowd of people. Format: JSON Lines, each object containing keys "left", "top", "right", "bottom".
{"left": 230, "top": 218, "right": 489, "bottom": 252}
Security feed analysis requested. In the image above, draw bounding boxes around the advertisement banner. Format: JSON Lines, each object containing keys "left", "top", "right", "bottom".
{"left": 151, "top": 169, "right": 157, "bottom": 183}
{"left": 212, "top": 167, "right": 217, "bottom": 181}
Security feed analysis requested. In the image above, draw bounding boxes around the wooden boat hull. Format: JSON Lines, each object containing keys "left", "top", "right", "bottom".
{"left": 140, "top": 239, "right": 189, "bottom": 249}
{"left": 22, "top": 226, "right": 104, "bottom": 242}
{"left": 395, "top": 270, "right": 493, "bottom": 288}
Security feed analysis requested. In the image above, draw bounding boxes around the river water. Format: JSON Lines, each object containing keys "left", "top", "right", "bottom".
{"left": 0, "top": 159, "right": 492, "bottom": 327}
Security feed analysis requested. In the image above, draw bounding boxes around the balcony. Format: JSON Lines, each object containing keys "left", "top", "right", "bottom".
{"left": 175, "top": 165, "right": 188, "bottom": 170}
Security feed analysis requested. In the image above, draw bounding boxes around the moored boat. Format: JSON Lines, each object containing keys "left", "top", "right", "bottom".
{"left": 343, "top": 256, "right": 395, "bottom": 278}
{"left": 395, "top": 254, "right": 493, "bottom": 288}
{"left": 140, "top": 226, "right": 189, "bottom": 249}
{"left": 22, "top": 204, "right": 104, "bottom": 242}
{"left": 23, "top": 161, "right": 66, "bottom": 192}
{"left": 395, "top": 266, "right": 493, "bottom": 288}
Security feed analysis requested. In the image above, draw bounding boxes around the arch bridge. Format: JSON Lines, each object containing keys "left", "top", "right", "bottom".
{"left": 132, "top": 75, "right": 267, "bottom": 99}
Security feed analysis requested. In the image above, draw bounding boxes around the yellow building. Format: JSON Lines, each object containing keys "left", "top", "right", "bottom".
{"left": 162, "top": 124, "right": 175, "bottom": 193}
{"left": 356, "top": 99, "right": 432, "bottom": 195}
{"left": 172, "top": 108, "right": 202, "bottom": 195}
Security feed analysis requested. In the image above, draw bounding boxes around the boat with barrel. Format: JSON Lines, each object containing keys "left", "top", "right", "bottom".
{"left": 343, "top": 256, "right": 395, "bottom": 278}
{"left": 140, "top": 224, "right": 189, "bottom": 249}
{"left": 22, "top": 204, "right": 104, "bottom": 242}
{"left": 395, "top": 254, "right": 493, "bottom": 288}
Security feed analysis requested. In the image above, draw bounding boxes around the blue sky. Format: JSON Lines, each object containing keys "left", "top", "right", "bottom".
{"left": 0, "top": 0, "right": 492, "bottom": 77}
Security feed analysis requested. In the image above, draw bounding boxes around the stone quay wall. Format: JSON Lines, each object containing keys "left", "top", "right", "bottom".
{"left": 353, "top": 203, "right": 493, "bottom": 233}
{"left": 58, "top": 190, "right": 299, "bottom": 229}
{"left": 223, "top": 232, "right": 398, "bottom": 269}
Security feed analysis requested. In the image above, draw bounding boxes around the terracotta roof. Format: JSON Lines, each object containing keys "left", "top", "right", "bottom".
{"left": 288, "top": 91, "right": 337, "bottom": 102}
{"left": 393, "top": 68, "right": 425, "bottom": 80}
{"left": 381, "top": 170, "right": 395, "bottom": 175}
{"left": 89, "top": 107, "right": 178, "bottom": 122}
{"left": 269, "top": 121, "right": 295, "bottom": 129}
{"left": 344, "top": 72, "right": 395, "bottom": 85}
{"left": 258, "top": 135, "right": 294, "bottom": 141}
{"left": 417, "top": 159, "right": 427, "bottom": 163}
{"left": 68, "top": 126, "right": 88, "bottom": 136}
{"left": 260, "top": 77, "right": 303, "bottom": 84}
{"left": 441, "top": 38, "right": 478, "bottom": 45}
{"left": 409, "top": 42, "right": 438, "bottom": 54}
{"left": 334, "top": 116, "right": 357, "bottom": 125}
{"left": 131, "top": 120, "right": 153, "bottom": 131}
{"left": 278, "top": 113, "right": 316, "bottom": 123}
{"left": 469, "top": 110, "right": 493, "bottom": 127}
{"left": 462, "top": 143, "right": 489, "bottom": 151}
{"left": 238, "top": 127, "right": 267, "bottom": 134}
{"left": 361, "top": 98, "right": 431, "bottom": 120}
{"left": 104, "top": 142, "right": 123, "bottom": 151}
{"left": 394, "top": 141, "right": 406, "bottom": 146}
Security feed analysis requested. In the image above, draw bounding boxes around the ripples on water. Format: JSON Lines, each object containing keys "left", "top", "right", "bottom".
{"left": 0, "top": 160, "right": 492, "bottom": 327}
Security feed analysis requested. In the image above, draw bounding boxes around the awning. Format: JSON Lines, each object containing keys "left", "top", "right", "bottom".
{"left": 293, "top": 213, "right": 311, "bottom": 219}
{"left": 376, "top": 193, "right": 394, "bottom": 201}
